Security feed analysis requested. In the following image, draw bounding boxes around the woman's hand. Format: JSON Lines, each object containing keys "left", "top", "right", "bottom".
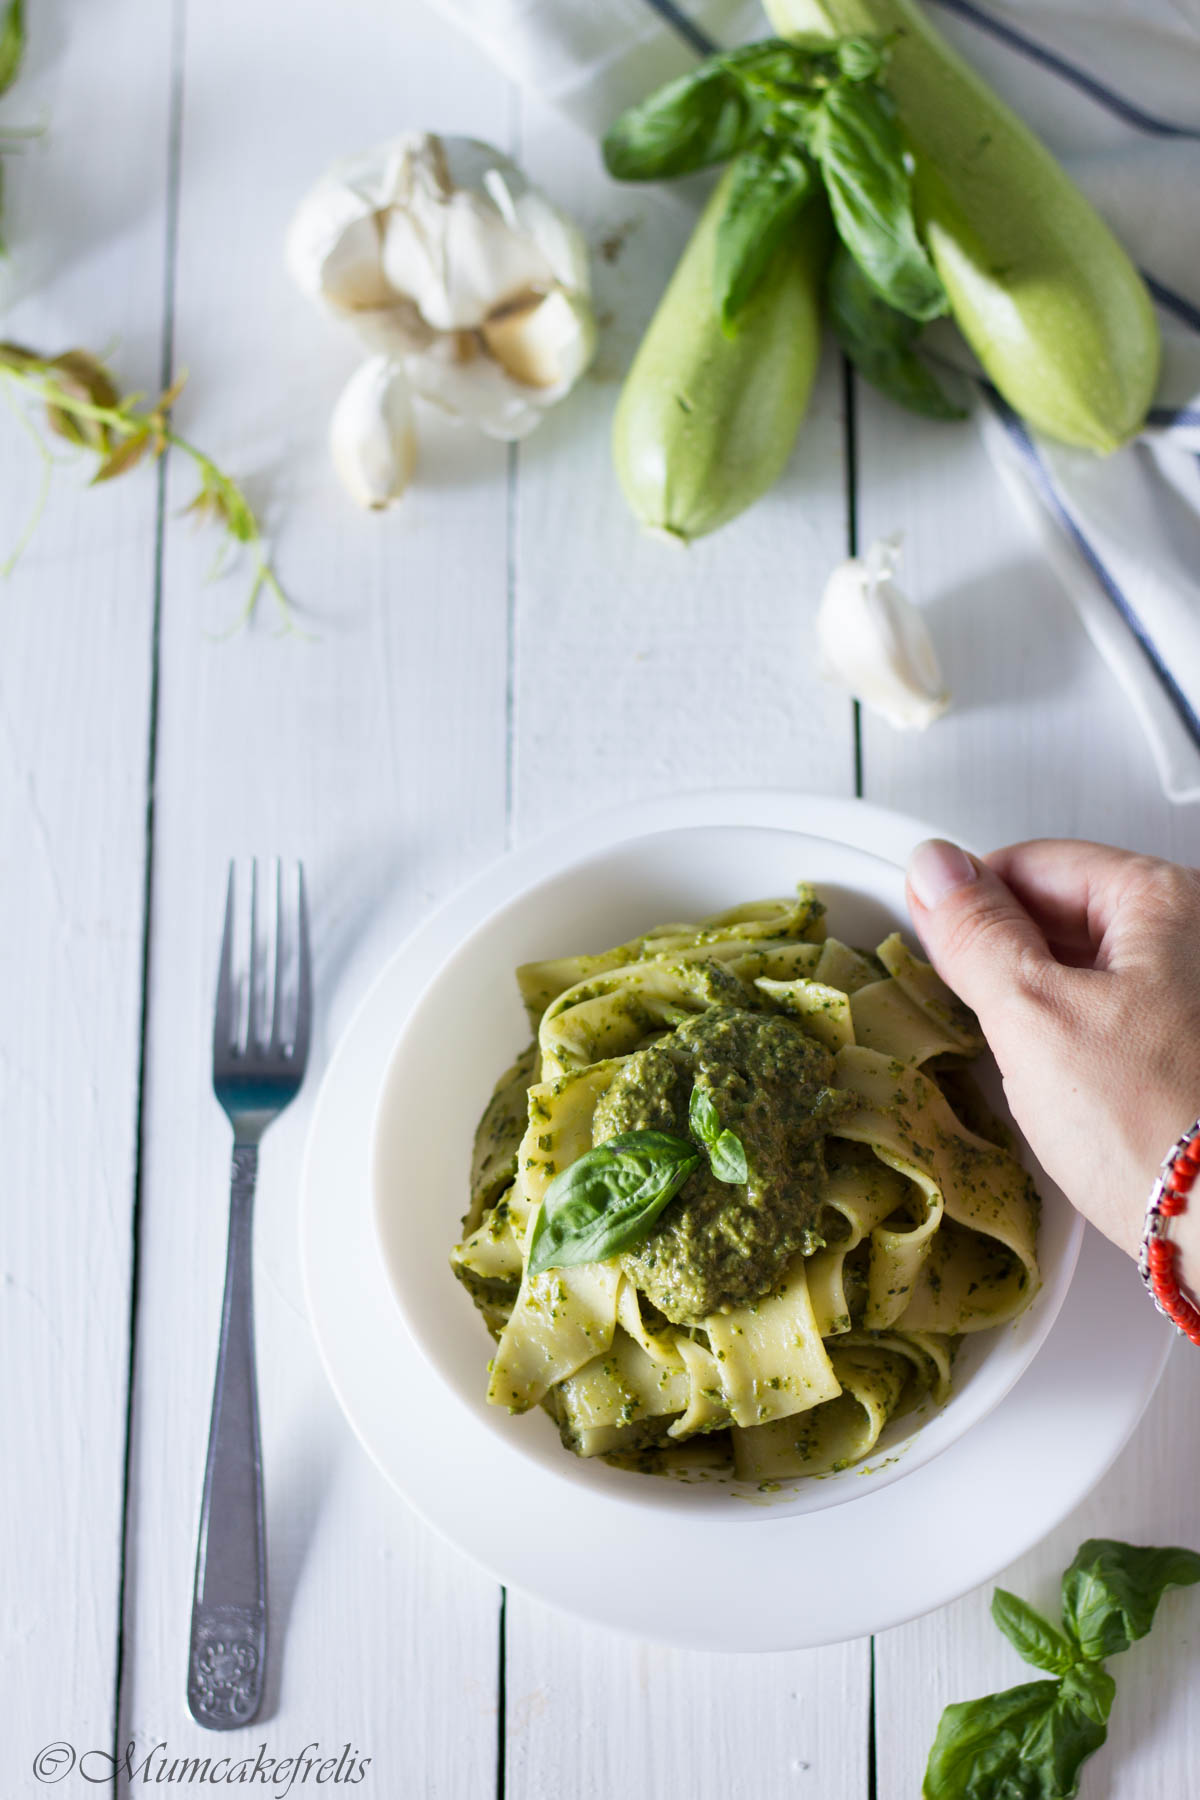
{"left": 906, "top": 837, "right": 1200, "bottom": 1290}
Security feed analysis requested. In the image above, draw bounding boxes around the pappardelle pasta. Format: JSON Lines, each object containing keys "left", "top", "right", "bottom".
{"left": 451, "top": 886, "right": 1040, "bottom": 1483}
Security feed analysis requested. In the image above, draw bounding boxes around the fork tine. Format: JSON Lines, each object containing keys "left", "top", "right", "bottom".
{"left": 248, "top": 858, "right": 261, "bottom": 1048}
{"left": 212, "top": 863, "right": 237, "bottom": 1059}
{"left": 269, "top": 859, "right": 286, "bottom": 1052}
{"left": 292, "top": 863, "right": 312, "bottom": 1069}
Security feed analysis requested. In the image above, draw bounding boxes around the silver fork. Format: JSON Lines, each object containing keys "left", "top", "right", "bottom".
{"left": 187, "top": 861, "right": 312, "bottom": 1731}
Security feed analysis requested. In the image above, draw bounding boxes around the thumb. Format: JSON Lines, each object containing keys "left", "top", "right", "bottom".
{"left": 905, "top": 838, "right": 1057, "bottom": 1020}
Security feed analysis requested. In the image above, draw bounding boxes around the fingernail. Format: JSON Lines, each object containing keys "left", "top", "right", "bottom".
{"left": 908, "top": 838, "right": 978, "bottom": 909}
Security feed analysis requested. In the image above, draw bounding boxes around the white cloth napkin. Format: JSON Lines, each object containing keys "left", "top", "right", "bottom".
{"left": 429, "top": 0, "right": 1200, "bottom": 799}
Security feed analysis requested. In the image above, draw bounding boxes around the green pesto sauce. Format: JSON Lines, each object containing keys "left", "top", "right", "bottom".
{"left": 592, "top": 1005, "right": 852, "bottom": 1323}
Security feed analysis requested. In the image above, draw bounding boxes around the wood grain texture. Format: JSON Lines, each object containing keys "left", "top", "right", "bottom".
{"left": 4, "top": 3, "right": 1196, "bottom": 1797}
{"left": 502, "top": 93, "right": 870, "bottom": 1800}
{"left": 0, "top": 0, "right": 171, "bottom": 1784}
{"left": 117, "top": 3, "right": 511, "bottom": 1791}
{"left": 511, "top": 100, "right": 854, "bottom": 842}
{"left": 854, "top": 384, "right": 1200, "bottom": 1798}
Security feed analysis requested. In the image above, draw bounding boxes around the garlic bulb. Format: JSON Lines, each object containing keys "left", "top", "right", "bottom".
{"left": 816, "top": 537, "right": 950, "bottom": 730}
{"left": 286, "top": 133, "right": 596, "bottom": 442}
{"left": 329, "top": 357, "right": 417, "bottom": 510}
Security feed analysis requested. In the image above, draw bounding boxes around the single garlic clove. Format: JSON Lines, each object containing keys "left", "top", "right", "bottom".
{"left": 285, "top": 176, "right": 393, "bottom": 314}
{"left": 329, "top": 356, "right": 418, "bottom": 510}
{"left": 481, "top": 289, "right": 595, "bottom": 391}
{"left": 816, "top": 536, "right": 950, "bottom": 731}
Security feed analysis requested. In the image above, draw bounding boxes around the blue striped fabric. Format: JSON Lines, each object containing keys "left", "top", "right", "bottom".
{"left": 928, "top": 0, "right": 1200, "bottom": 140}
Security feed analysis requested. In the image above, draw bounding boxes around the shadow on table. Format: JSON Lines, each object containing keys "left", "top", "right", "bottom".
{"left": 922, "top": 556, "right": 1091, "bottom": 719}
{"left": 259, "top": 1391, "right": 342, "bottom": 1724}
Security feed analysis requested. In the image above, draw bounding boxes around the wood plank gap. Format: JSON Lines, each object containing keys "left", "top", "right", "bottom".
{"left": 504, "top": 439, "right": 518, "bottom": 850}
{"left": 867, "top": 1635, "right": 878, "bottom": 1800}
{"left": 112, "top": 0, "right": 188, "bottom": 1770}
{"left": 842, "top": 354, "right": 873, "bottom": 1787}
{"left": 841, "top": 355, "right": 864, "bottom": 803}
{"left": 503, "top": 80, "right": 523, "bottom": 853}
{"left": 496, "top": 1587, "right": 508, "bottom": 1800}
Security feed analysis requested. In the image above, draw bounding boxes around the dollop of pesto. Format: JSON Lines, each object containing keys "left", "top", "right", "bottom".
{"left": 591, "top": 1005, "right": 852, "bottom": 1323}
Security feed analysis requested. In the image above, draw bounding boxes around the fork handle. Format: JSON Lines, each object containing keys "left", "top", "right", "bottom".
{"left": 187, "top": 1143, "right": 267, "bottom": 1730}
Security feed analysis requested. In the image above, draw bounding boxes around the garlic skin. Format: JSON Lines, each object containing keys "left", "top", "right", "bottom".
{"left": 329, "top": 357, "right": 417, "bottom": 510}
{"left": 816, "top": 538, "right": 950, "bottom": 730}
{"left": 287, "top": 133, "right": 596, "bottom": 442}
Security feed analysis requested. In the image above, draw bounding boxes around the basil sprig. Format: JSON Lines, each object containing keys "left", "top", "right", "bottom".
{"left": 826, "top": 242, "right": 965, "bottom": 421}
{"left": 923, "top": 1539, "right": 1200, "bottom": 1799}
{"left": 805, "top": 78, "right": 944, "bottom": 323}
{"left": 714, "top": 141, "right": 815, "bottom": 330}
{"left": 688, "top": 1085, "right": 749, "bottom": 1185}
{"left": 602, "top": 32, "right": 950, "bottom": 358}
{"left": 526, "top": 1131, "right": 700, "bottom": 1276}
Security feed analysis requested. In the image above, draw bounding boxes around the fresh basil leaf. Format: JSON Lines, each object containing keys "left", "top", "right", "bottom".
{"left": 687, "top": 1083, "right": 749, "bottom": 1182}
{"left": 0, "top": 0, "right": 24, "bottom": 99}
{"left": 710, "top": 1129, "right": 749, "bottom": 1185}
{"left": 992, "top": 1590, "right": 1079, "bottom": 1676}
{"left": 688, "top": 1084, "right": 720, "bottom": 1146}
{"left": 718, "top": 37, "right": 841, "bottom": 90}
{"left": 602, "top": 36, "right": 864, "bottom": 183}
{"left": 602, "top": 61, "right": 772, "bottom": 182}
{"left": 714, "top": 139, "right": 815, "bottom": 329}
{"left": 807, "top": 78, "right": 947, "bottom": 322}
{"left": 835, "top": 35, "right": 886, "bottom": 83}
{"left": 1061, "top": 1539, "right": 1200, "bottom": 1662}
{"left": 922, "top": 1677, "right": 1107, "bottom": 1800}
{"left": 1059, "top": 1662, "right": 1115, "bottom": 1728}
{"left": 526, "top": 1130, "right": 700, "bottom": 1275}
{"left": 826, "top": 240, "right": 965, "bottom": 419}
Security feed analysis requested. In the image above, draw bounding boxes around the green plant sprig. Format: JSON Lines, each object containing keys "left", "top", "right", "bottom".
{"left": 0, "top": 0, "right": 27, "bottom": 252}
{"left": 923, "top": 1539, "right": 1200, "bottom": 1799}
{"left": 0, "top": 343, "right": 291, "bottom": 624}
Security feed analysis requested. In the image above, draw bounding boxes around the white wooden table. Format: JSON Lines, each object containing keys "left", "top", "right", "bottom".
{"left": 4, "top": 3, "right": 1199, "bottom": 1795}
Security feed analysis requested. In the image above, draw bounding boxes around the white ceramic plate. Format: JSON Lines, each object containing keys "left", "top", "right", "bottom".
{"left": 371, "top": 815, "right": 1080, "bottom": 1516}
{"left": 301, "top": 790, "right": 1174, "bottom": 1650}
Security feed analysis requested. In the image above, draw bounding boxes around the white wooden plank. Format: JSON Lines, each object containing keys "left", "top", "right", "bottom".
{"left": 118, "top": 3, "right": 514, "bottom": 1789}
{"left": 854, "top": 388, "right": 1200, "bottom": 1796}
{"left": 504, "top": 95, "right": 869, "bottom": 1800}
{"left": 507, "top": 1613, "right": 868, "bottom": 1800}
{"left": 0, "top": 0, "right": 171, "bottom": 1782}
{"left": 511, "top": 114, "right": 855, "bottom": 840}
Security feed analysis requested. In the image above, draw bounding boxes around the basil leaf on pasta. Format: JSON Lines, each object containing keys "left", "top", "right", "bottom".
{"left": 990, "top": 1590, "right": 1078, "bottom": 1676}
{"left": 527, "top": 1131, "right": 700, "bottom": 1275}
{"left": 1061, "top": 1540, "right": 1200, "bottom": 1662}
{"left": 688, "top": 1084, "right": 721, "bottom": 1144}
{"left": 687, "top": 1083, "right": 749, "bottom": 1183}
{"left": 709, "top": 1130, "right": 749, "bottom": 1185}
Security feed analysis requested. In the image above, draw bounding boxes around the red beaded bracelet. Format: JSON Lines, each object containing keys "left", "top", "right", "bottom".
{"left": 1139, "top": 1125, "right": 1200, "bottom": 1346}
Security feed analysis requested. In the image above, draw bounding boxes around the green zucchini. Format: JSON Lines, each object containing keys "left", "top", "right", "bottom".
{"left": 765, "top": 0, "right": 1159, "bottom": 451}
{"left": 613, "top": 174, "right": 829, "bottom": 540}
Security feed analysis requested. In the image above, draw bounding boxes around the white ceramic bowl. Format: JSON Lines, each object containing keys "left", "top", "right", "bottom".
{"left": 371, "top": 820, "right": 1082, "bottom": 1520}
